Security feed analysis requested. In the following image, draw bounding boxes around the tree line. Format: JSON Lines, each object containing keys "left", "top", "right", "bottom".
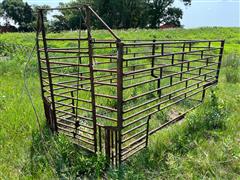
{"left": 0, "top": 0, "right": 191, "bottom": 32}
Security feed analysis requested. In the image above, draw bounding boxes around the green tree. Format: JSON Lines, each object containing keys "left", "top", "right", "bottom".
{"left": 50, "top": 0, "right": 191, "bottom": 30}
{"left": 94, "top": 0, "right": 121, "bottom": 28}
{"left": 49, "top": 2, "right": 86, "bottom": 32}
{"left": 0, "top": 3, "right": 3, "bottom": 17}
{"left": 118, "top": 0, "right": 148, "bottom": 28}
{"left": 0, "top": 2, "right": 11, "bottom": 26}
{"left": 1, "top": 0, "right": 35, "bottom": 31}
{"left": 148, "top": 0, "right": 188, "bottom": 28}
{"left": 164, "top": 7, "right": 183, "bottom": 27}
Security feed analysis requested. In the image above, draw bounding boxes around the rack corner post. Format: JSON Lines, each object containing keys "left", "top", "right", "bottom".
{"left": 116, "top": 41, "right": 124, "bottom": 165}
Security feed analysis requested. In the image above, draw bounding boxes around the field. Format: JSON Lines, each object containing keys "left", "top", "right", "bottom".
{"left": 0, "top": 27, "right": 240, "bottom": 179}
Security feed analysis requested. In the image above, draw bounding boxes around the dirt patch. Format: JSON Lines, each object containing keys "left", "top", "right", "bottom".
{"left": 168, "top": 107, "right": 182, "bottom": 119}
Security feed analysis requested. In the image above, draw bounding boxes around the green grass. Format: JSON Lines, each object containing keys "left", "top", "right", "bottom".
{"left": 0, "top": 27, "right": 240, "bottom": 179}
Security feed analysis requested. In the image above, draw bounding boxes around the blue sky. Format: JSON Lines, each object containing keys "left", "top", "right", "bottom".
{"left": 1, "top": 0, "right": 240, "bottom": 28}
{"left": 174, "top": 0, "right": 240, "bottom": 28}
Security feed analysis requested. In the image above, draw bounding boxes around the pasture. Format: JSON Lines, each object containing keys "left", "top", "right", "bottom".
{"left": 0, "top": 27, "right": 240, "bottom": 179}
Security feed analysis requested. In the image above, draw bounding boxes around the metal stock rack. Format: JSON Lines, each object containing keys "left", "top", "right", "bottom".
{"left": 36, "top": 5, "right": 224, "bottom": 166}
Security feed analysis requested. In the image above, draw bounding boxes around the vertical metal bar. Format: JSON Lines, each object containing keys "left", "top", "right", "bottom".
{"left": 180, "top": 43, "right": 186, "bottom": 81}
{"left": 161, "top": 43, "right": 164, "bottom": 55}
{"left": 85, "top": 6, "right": 97, "bottom": 153}
{"left": 115, "top": 130, "right": 118, "bottom": 166}
{"left": 187, "top": 61, "right": 190, "bottom": 71}
{"left": 36, "top": 12, "right": 51, "bottom": 126}
{"left": 77, "top": 38, "right": 82, "bottom": 64}
{"left": 201, "top": 89, "right": 206, "bottom": 102}
{"left": 145, "top": 117, "right": 150, "bottom": 147}
{"left": 204, "top": 74, "right": 207, "bottom": 81}
{"left": 189, "top": 42, "right": 192, "bottom": 52}
{"left": 171, "top": 54, "right": 174, "bottom": 65}
{"left": 74, "top": 14, "right": 82, "bottom": 133}
{"left": 77, "top": 32, "right": 83, "bottom": 89}
{"left": 216, "top": 40, "right": 225, "bottom": 81}
{"left": 158, "top": 67, "right": 162, "bottom": 98}
{"left": 208, "top": 41, "right": 211, "bottom": 50}
{"left": 110, "top": 57, "right": 113, "bottom": 83}
{"left": 157, "top": 80, "right": 161, "bottom": 97}
{"left": 105, "top": 128, "right": 111, "bottom": 165}
{"left": 70, "top": 91, "right": 75, "bottom": 114}
{"left": 111, "top": 129, "right": 114, "bottom": 166}
{"left": 36, "top": 11, "right": 45, "bottom": 100}
{"left": 206, "top": 58, "right": 209, "bottom": 66}
{"left": 151, "top": 39, "right": 156, "bottom": 77}
{"left": 157, "top": 80, "right": 161, "bottom": 98}
{"left": 116, "top": 41, "right": 124, "bottom": 165}
{"left": 170, "top": 76, "right": 173, "bottom": 85}
{"left": 99, "top": 126, "right": 102, "bottom": 152}
{"left": 39, "top": 9, "right": 58, "bottom": 132}
{"left": 160, "top": 67, "right": 163, "bottom": 78}
{"left": 185, "top": 80, "right": 188, "bottom": 99}
{"left": 199, "top": 68, "right": 202, "bottom": 75}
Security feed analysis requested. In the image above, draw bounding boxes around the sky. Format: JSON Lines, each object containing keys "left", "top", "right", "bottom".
{"left": 174, "top": 0, "right": 240, "bottom": 28}
{"left": 0, "top": 0, "right": 239, "bottom": 28}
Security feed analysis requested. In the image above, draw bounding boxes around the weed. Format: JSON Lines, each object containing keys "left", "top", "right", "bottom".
{"left": 223, "top": 54, "right": 240, "bottom": 83}
{"left": 187, "top": 90, "right": 227, "bottom": 134}
{"left": 225, "top": 68, "right": 240, "bottom": 83}
{"left": 22, "top": 128, "right": 107, "bottom": 179}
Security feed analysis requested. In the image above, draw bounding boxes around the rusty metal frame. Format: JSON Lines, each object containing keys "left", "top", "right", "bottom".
{"left": 36, "top": 5, "right": 225, "bottom": 166}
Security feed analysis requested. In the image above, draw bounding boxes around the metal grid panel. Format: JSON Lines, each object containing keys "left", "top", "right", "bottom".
{"left": 36, "top": 5, "right": 224, "bottom": 166}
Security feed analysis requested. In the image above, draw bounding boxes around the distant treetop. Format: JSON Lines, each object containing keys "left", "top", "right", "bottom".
{"left": 0, "top": 0, "right": 191, "bottom": 32}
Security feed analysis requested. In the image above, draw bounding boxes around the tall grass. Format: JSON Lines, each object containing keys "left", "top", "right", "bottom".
{"left": 22, "top": 128, "right": 107, "bottom": 179}
{"left": 223, "top": 54, "right": 240, "bottom": 83}
{"left": 0, "top": 27, "right": 240, "bottom": 179}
